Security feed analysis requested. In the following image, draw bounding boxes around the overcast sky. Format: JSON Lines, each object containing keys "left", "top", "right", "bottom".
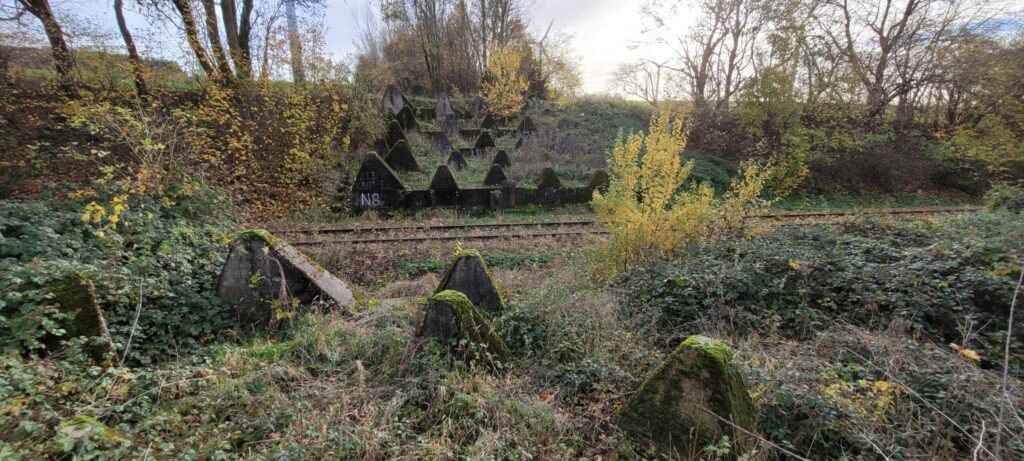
{"left": 35, "top": 0, "right": 689, "bottom": 94}
{"left": 323, "top": 0, "right": 689, "bottom": 92}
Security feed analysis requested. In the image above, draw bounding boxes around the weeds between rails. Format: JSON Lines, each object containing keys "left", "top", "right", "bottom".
{"left": 279, "top": 206, "right": 979, "bottom": 246}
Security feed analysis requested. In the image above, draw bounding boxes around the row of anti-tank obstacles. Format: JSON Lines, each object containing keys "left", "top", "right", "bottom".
{"left": 41, "top": 227, "right": 759, "bottom": 459}
{"left": 357, "top": 86, "right": 586, "bottom": 211}
{"left": 352, "top": 148, "right": 610, "bottom": 211}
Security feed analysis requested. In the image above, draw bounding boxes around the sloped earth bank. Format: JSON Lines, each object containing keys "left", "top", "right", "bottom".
{"left": 2, "top": 212, "right": 1023, "bottom": 459}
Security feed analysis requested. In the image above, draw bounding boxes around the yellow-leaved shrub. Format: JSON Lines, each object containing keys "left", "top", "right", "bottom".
{"left": 591, "top": 111, "right": 804, "bottom": 277}
{"left": 481, "top": 47, "right": 529, "bottom": 119}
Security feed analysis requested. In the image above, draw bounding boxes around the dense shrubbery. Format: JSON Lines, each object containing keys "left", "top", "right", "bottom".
{"left": 620, "top": 212, "right": 1024, "bottom": 365}
{"left": 0, "top": 193, "right": 236, "bottom": 364}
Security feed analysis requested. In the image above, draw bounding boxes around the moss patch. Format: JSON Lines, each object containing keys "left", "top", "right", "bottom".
{"left": 425, "top": 290, "right": 511, "bottom": 364}
{"left": 618, "top": 335, "right": 756, "bottom": 459}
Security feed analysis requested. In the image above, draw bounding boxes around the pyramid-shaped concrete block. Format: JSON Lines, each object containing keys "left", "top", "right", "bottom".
{"left": 419, "top": 290, "right": 511, "bottom": 364}
{"left": 480, "top": 113, "right": 498, "bottom": 130}
{"left": 351, "top": 152, "right": 407, "bottom": 209}
{"left": 43, "top": 274, "right": 118, "bottom": 366}
{"left": 385, "top": 140, "right": 420, "bottom": 172}
{"left": 483, "top": 164, "right": 508, "bottom": 186}
{"left": 442, "top": 117, "right": 461, "bottom": 140}
{"left": 619, "top": 335, "right": 757, "bottom": 458}
{"left": 447, "top": 150, "right": 468, "bottom": 172}
{"left": 474, "top": 131, "right": 496, "bottom": 150}
{"left": 432, "top": 131, "right": 453, "bottom": 153}
{"left": 217, "top": 230, "right": 356, "bottom": 326}
{"left": 436, "top": 93, "right": 454, "bottom": 121}
{"left": 492, "top": 149, "right": 511, "bottom": 167}
{"left": 516, "top": 116, "right": 536, "bottom": 134}
{"left": 588, "top": 169, "right": 610, "bottom": 192}
{"left": 538, "top": 167, "right": 562, "bottom": 191}
{"left": 381, "top": 84, "right": 410, "bottom": 115}
{"left": 396, "top": 106, "right": 420, "bottom": 133}
{"left": 385, "top": 119, "right": 407, "bottom": 150}
{"left": 430, "top": 164, "right": 459, "bottom": 191}
{"left": 436, "top": 248, "right": 505, "bottom": 313}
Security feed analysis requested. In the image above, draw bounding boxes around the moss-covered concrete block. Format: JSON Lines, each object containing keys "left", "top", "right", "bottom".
{"left": 619, "top": 335, "right": 757, "bottom": 459}
{"left": 419, "top": 290, "right": 511, "bottom": 364}
{"left": 435, "top": 248, "right": 505, "bottom": 314}
{"left": 44, "top": 274, "right": 118, "bottom": 366}
{"left": 217, "top": 230, "right": 356, "bottom": 326}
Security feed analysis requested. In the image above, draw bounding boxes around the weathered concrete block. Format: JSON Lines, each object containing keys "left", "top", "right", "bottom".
{"left": 436, "top": 93, "right": 454, "bottom": 122}
{"left": 492, "top": 149, "right": 511, "bottom": 168}
{"left": 351, "top": 152, "right": 407, "bottom": 210}
{"left": 474, "top": 131, "right": 496, "bottom": 150}
{"left": 436, "top": 249, "right": 505, "bottom": 313}
{"left": 430, "top": 165, "right": 460, "bottom": 206}
{"left": 432, "top": 131, "right": 453, "bottom": 153}
{"left": 217, "top": 230, "right": 356, "bottom": 326}
{"left": 619, "top": 335, "right": 757, "bottom": 459}
{"left": 447, "top": 150, "right": 468, "bottom": 172}
{"left": 385, "top": 119, "right": 407, "bottom": 149}
{"left": 480, "top": 113, "right": 498, "bottom": 130}
{"left": 381, "top": 84, "right": 410, "bottom": 115}
{"left": 470, "top": 96, "right": 486, "bottom": 117}
{"left": 419, "top": 290, "right": 511, "bottom": 364}
{"left": 588, "top": 169, "right": 610, "bottom": 192}
{"left": 483, "top": 164, "right": 508, "bottom": 186}
{"left": 442, "top": 117, "right": 461, "bottom": 140}
{"left": 459, "top": 187, "right": 495, "bottom": 210}
{"left": 385, "top": 140, "right": 420, "bottom": 172}
{"left": 44, "top": 274, "right": 117, "bottom": 366}
{"left": 402, "top": 189, "right": 431, "bottom": 210}
{"left": 396, "top": 106, "right": 419, "bottom": 134}
{"left": 516, "top": 116, "right": 536, "bottom": 134}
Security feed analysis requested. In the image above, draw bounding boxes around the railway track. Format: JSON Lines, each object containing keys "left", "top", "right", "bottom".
{"left": 276, "top": 206, "right": 979, "bottom": 246}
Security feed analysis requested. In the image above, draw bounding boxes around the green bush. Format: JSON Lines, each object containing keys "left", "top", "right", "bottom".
{"left": 985, "top": 183, "right": 1024, "bottom": 213}
{"left": 0, "top": 193, "right": 236, "bottom": 364}
{"left": 619, "top": 212, "right": 1024, "bottom": 366}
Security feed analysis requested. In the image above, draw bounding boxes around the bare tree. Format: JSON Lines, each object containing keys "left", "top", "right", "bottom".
{"left": 642, "top": 0, "right": 764, "bottom": 108}
{"left": 611, "top": 59, "right": 670, "bottom": 106}
{"left": 818, "top": 0, "right": 987, "bottom": 118}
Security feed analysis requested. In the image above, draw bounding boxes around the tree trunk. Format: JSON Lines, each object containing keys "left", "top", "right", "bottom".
{"left": 220, "top": 0, "right": 252, "bottom": 79}
{"left": 19, "top": 0, "right": 77, "bottom": 98}
{"left": 114, "top": 0, "right": 148, "bottom": 102}
{"left": 201, "top": 0, "right": 234, "bottom": 81}
{"left": 285, "top": 0, "right": 305, "bottom": 83}
{"left": 170, "top": 0, "right": 218, "bottom": 77}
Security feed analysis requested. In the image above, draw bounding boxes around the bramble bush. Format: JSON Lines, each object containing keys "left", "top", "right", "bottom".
{"left": 620, "top": 211, "right": 1024, "bottom": 367}
{"left": 0, "top": 192, "right": 236, "bottom": 365}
